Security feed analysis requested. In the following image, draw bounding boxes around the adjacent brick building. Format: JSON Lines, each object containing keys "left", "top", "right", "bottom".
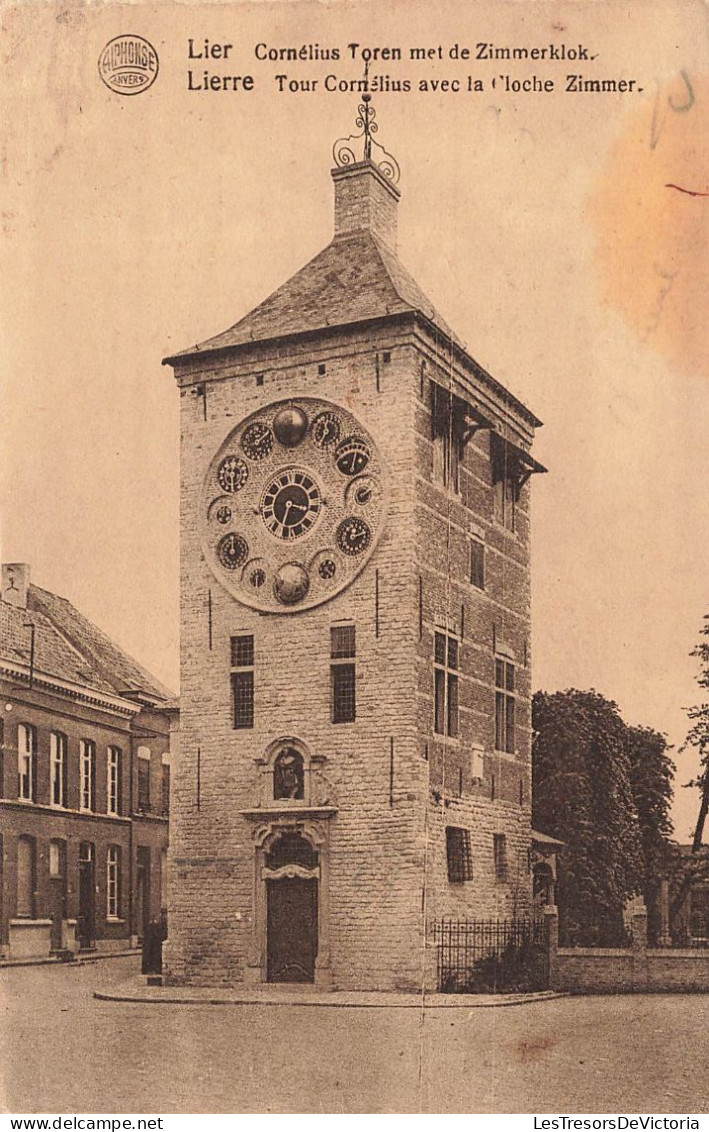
{"left": 163, "top": 136, "right": 546, "bottom": 990}
{"left": 0, "top": 563, "right": 175, "bottom": 962}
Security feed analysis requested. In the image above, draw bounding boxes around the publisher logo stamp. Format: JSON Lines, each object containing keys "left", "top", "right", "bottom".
{"left": 98, "top": 35, "right": 159, "bottom": 95}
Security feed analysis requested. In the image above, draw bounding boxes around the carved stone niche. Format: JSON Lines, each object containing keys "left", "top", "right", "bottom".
{"left": 251, "top": 737, "right": 336, "bottom": 810}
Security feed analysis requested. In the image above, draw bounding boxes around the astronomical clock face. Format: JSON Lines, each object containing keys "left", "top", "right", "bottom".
{"left": 201, "top": 398, "right": 386, "bottom": 612}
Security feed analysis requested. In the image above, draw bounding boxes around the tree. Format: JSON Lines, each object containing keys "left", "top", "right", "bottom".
{"left": 669, "top": 616, "right": 709, "bottom": 926}
{"left": 532, "top": 689, "right": 669, "bottom": 946}
{"left": 626, "top": 725, "right": 674, "bottom": 940}
{"left": 683, "top": 615, "right": 709, "bottom": 851}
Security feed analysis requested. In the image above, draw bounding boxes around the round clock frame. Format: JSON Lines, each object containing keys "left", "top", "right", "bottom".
{"left": 201, "top": 397, "right": 387, "bottom": 612}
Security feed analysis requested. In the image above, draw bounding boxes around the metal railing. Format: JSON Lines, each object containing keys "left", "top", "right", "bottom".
{"left": 432, "top": 916, "right": 548, "bottom": 994}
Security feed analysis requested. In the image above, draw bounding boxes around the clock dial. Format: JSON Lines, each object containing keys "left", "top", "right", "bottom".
{"left": 336, "top": 516, "right": 371, "bottom": 556}
{"left": 217, "top": 533, "right": 249, "bottom": 570}
{"left": 335, "top": 436, "right": 370, "bottom": 477}
{"left": 202, "top": 398, "right": 385, "bottom": 612}
{"left": 311, "top": 411, "right": 341, "bottom": 450}
{"left": 242, "top": 422, "right": 273, "bottom": 461}
{"left": 261, "top": 469, "right": 322, "bottom": 540}
{"left": 217, "top": 456, "right": 249, "bottom": 494}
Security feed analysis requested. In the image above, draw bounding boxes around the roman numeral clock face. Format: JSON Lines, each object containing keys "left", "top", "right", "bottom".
{"left": 201, "top": 398, "right": 386, "bottom": 611}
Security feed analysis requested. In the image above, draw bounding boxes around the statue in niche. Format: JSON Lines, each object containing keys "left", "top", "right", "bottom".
{"left": 273, "top": 747, "right": 304, "bottom": 801}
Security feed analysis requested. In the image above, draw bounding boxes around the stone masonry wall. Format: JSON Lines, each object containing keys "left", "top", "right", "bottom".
{"left": 166, "top": 327, "right": 430, "bottom": 990}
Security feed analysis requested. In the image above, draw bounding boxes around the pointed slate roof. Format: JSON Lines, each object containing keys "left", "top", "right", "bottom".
{"left": 164, "top": 229, "right": 464, "bottom": 363}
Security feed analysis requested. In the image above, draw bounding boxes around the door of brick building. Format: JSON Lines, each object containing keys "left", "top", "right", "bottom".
{"left": 77, "top": 842, "right": 95, "bottom": 949}
{"left": 136, "top": 847, "right": 150, "bottom": 942}
{"left": 266, "top": 877, "right": 318, "bottom": 983}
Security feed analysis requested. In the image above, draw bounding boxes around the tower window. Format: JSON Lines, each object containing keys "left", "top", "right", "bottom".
{"left": 50, "top": 731, "right": 67, "bottom": 807}
{"left": 331, "top": 625, "right": 356, "bottom": 724}
{"left": 446, "top": 826, "right": 473, "bottom": 883}
{"left": 434, "top": 632, "right": 459, "bottom": 738}
{"left": 231, "top": 634, "right": 255, "bottom": 729}
{"left": 79, "top": 739, "right": 96, "bottom": 812}
{"left": 470, "top": 539, "right": 485, "bottom": 589}
{"left": 430, "top": 382, "right": 465, "bottom": 493}
{"left": 494, "top": 833, "right": 509, "bottom": 882}
{"left": 494, "top": 658, "right": 516, "bottom": 754}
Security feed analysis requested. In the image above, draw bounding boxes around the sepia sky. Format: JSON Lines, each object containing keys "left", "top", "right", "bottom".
{"left": 2, "top": 0, "right": 707, "bottom": 837}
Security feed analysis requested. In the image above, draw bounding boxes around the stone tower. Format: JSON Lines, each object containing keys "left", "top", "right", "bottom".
{"left": 162, "top": 115, "right": 546, "bottom": 991}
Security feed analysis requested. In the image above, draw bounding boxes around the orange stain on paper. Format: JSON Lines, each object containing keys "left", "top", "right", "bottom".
{"left": 589, "top": 73, "right": 708, "bottom": 377}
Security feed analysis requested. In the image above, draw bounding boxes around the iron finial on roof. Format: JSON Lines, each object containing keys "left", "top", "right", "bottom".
{"left": 333, "top": 60, "right": 400, "bottom": 185}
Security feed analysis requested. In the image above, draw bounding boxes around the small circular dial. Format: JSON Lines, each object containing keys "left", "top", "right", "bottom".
{"left": 336, "top": 516, "right": 371, "bottom": 556}
{"left": 335, "top": 436, "right": 370, "bottom": 477}
{"left": 261, "top": 469, "right": 322, "bottom": 540}
{"left": 242, "top": 422, "right": 273, "bottom": 461}
{"left": 217, "top": 533, "right": 249, "bottom": 570}
{"left": 312, "top": 411, "right": 341, "bottom": 450}
{"left": 217, "top": 456, "right": 249, "bottom": 494}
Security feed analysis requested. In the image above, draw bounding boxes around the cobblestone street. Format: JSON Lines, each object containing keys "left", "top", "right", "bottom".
{"left": 2, "top": 957, "right": 708, "bottom": 1114}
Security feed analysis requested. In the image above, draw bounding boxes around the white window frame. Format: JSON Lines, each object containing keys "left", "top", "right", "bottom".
{"left": 107, "top": 845, "right": 121, "bottom": 919}
{"left": 79, "top": 739, "right": 96, "bottom": 812}
{"left": 18, "top": 724, "right": 35, "bottom": 801}
{"left": 50, "top": 732, "right": 67, "bottom": 807}
{"left": 107, "top": 746, "right": 121, "bottom": 816}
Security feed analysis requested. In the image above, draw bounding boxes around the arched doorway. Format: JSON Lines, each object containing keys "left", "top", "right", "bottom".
{"left": 264, "top": 831, "right": 319, "bottom": 983}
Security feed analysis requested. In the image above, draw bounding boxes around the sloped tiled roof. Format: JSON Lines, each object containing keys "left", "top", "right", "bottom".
{"left": 0, "top": 584, "right": 174, "bottom": 703}
{"left": 164, "top": 230, "right": 464, "bottom": 362}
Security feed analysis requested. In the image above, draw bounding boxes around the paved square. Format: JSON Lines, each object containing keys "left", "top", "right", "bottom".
{"left": 2, "top": 958, "right": 708, "bottom": 1114}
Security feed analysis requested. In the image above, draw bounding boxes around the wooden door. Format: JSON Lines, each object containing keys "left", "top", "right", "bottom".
{"left": 266, "top": 877, "right": 318, "bottom": 983}
{"left": 77, "top": 842, "right": 95, "bottom": 949}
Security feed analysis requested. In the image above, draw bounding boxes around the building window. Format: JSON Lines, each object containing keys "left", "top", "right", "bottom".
{"left": 431, "top": 382, "right": 465, "bottom": 493}
{"left": 470, "top": 539, "right": 485, "bottom": 589}
{"left": 446, "top": 826, "right": 473, "bottom": 883}
{"left": 494, "top": 833, "right": 509, "bottom": 882}
{"left": 17, "top": 724, "right": 36, "bottom": 801}
{"left": 494, "top": 659, "right": 516, "bottom": 753}
{"left": 16, "top": 835, "right": 35, "bottom": 916}
{"left": 231, "top": 634, "right": 254, "bottom": 729}
{"left": 161, "top": 755, "right": 170, "bottom": 816}
{"left": 107, "top": 846, "right": 121, "bottom": 919}
{"left": 49, "top": 839, "right": 64, "bottom": 878}
{"left": 50, "top": 732, "right": 67, "bottom": 807}
{"left": 79, "top": 740, "right": 96, "bottom": 811}
{"left": 137, "top": 747, "right": 151, "bottom": 813}
{"left": 434, "top": 632, "right": 459, "bottom": 737}
{"left": 331, "top": 625, "right": 356, "bottom": 724}
{"left": 107, "top": 746, "right": 122, "bottom": 816}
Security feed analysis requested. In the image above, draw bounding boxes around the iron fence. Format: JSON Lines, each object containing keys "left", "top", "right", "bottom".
{"left": 432, "top": 916, "right": 548, "bottom": 994}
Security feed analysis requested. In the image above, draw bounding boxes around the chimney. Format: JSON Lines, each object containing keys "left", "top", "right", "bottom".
{"left": 332, "top": 161, "right": 400, "bottom": 251}
{"left": 2, "top": 563, "right": 30, "bottom": 608}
